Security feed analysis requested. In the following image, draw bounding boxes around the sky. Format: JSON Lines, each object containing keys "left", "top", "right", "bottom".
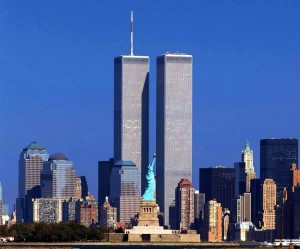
{"left": 1, "top": 0, "right": 300, "bottom": 210}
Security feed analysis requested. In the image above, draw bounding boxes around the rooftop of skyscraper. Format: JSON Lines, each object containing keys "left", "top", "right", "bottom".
{"left": 23, "top": 141, "right": 46, "bottom": 151}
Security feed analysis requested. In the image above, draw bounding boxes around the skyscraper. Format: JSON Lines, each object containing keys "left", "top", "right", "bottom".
{"left": 260, "top": 138, "right": 298, "bottom": 203}
{"left": 204, "top": 199, "right": 222, "bottom": 242}
{"left": 199, "top": 167, "right": 235, "bottom": 211}
{"left": 80, "top": 176, "right": 88, "bottom": 199}
{"left": 41, "top": 153, "right": 76, "bottom": 199}
{"left": 98, "top": 158, "right": 114, "bottom": 205}
{"left": 156, "top": 53, "right": 192, "bottom": 226}
{"left": 17, "top": 141, "right": 49, "bottom": 223}
{"left": 114, "top": 55, "right": 149, "bottom": 194}
{"left": 242, "top": 141, "right": 256, "bottom": 192}
{"left": 262, "top": 178, "right": 276, "bottom": 230}
{"left": 236, "top": 193, "right": 251, "bottom": 223}
{"left": 109, "top": 161, "right": 141, "bottom": 225}
{"left": 175, "top": 178, "right": 195, "bottom": 231}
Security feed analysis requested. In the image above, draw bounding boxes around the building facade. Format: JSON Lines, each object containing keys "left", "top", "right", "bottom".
{"left": 99, "top": 197, "right": 117, "bottom": 228}
{"left": 41, "top": 153, "right": 76, "bottom": 200}
{"left": 75, "top": 176, "right": 82, "bottom": 199}
{"left": 175, "top": 178, "right": 195, "bottom": 231}
{"left": 98, "top": 158, "right": 114, "bottom": 206}
{"left": 32, "top": 198, "right": 62, "bottom": 223}
{"left": 236, "top": 193, "right": 251, "bottom": 223}
{"left": 199, "top": 167, "right": 235, "bottom": 211}
{"left": 80, "top": 176, "right": 88, "bottom": 199}
{"left": 114, "top": 55, "right": 149, "bottom": 194}
{"left": 260, "top": 138, "right": 298, "bottom": 203}
{"left": 250, "top": 178, "right": 261, "bottom": 227}
{"left": 76, "top": 193, "right": 98, "bottom": 227}
{"left": 156, "top": 53, "right": 192, "bottom": 226}
{"left": 17, "top": 141, "right": 49, "bottom": 223}
{"left": 204, "top": 199, "right": 222, "bottom": 242}
{"left": 110, "top": 161, "right": 141, "bottom": 225}
{"left": 262, "top": 179, "right": 276, "bottom": 230}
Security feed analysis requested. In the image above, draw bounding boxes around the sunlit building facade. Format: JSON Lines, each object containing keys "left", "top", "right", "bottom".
{"left": 41, "top": 153, "right": 76, "bottom": 200}
{"left": 32, "top": 198, "right": 62, "bottom": 223}
{"left": 17, "top": 141, "right": 49, "bottom": 223}
{"left": 156, "top": 53, "right": 192, "bottom": 226}
{"left": 114, "top": 55, "right": 149, "bottom": 193}
{"left": 110, "top": 161, "right": 141, "bottom": 225}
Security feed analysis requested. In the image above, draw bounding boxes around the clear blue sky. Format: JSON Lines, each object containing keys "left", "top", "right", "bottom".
{"left": 1, "top": 0, "right": 300, "bottom": 210}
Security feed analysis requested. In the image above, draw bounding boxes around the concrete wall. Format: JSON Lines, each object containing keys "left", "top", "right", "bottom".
{"left": 127, "top": 233, "right": 200, "bottom": 242}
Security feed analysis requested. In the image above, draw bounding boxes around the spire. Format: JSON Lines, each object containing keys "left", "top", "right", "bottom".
{"left": 130, "top": 11, "right": 134, "bottom": 56}
{"left": 244, "top": 140, "right": 251, "bottom": 152}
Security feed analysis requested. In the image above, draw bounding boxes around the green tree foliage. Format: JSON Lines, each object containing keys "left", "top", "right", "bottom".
{"left": 0, "top": 222, "right": 110, "bottom": 242}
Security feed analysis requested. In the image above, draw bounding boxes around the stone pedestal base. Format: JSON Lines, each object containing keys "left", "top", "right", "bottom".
{"left": 138, "top": 201, "right": 159, "bottom": 227}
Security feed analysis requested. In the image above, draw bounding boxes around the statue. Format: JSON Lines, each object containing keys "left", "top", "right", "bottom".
{"left": 142, "top": 154, "right": 156, "bottom": 201}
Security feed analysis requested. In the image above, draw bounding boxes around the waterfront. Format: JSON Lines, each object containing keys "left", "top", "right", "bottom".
{"left": 0, "top": 242, "right": 268, "bottom": 249}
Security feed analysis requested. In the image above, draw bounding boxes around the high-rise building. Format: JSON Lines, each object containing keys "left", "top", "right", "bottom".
{"left": 75, "top": 176, "right": 82, "bottom": 199}
{"left": 0, "top": 182, "right": 2, "bottom": 225}
{"left": 199, "top": 167, "right": 235, "bottom": 211}
{"left": 76, "top": 193, "right": 98, "bottom": 227}
{"left": 32, "top": 198, "right": 62, "bottom": 223}
{"left": 250, "top": 178, "right": 261, "bottom": 227}
{"left": 41, "top": 153, "right": 76, "bottom": 200}
{"left": 99, "top": 196, "right": 117, "bottom": 228}
{"left": 194, "top": 191, "right": 205, "bottom": 232}
{"left": 156, "top": 53, "right": 192, "bottom": 226}
{"left": 234, "top": 162, "right": 246, "bottom": 196}
{"left": 204, "top": 199, "right": 222, "bottom": 242}
{"left": 236, "top": 193, "right": 251, "bottom": 223}
{"left": 235, "top": 142, "right": 256, "bottom": 196}
{"left": 62, "top": 198, "right": 77, "bottom": 222}
{"left": 262, "top": 179, "right": 276, "bottom": 230}
{"left": 242, "top": 141, "right": 255, "bottom": 173}
{"left": 260, "top": 138, "right": 298, "bottom": 203}
{"left": 174, "top": 178, "right": 195, "bottom": 231}
{"left": 293, "top": 185, "right": 300, "bottom": 238}
{"left": 114, "top": 54, "right": 149, "bottom": 194}
{"left": 98, "top": 158, "right": 114, "bottom": 205}
{"left": 110, "top": 161, "right": 141, "bottom": 225}
{"left": 17, "top": 141, "right": 49, "bottom": 223}
{"left": 80, "top": 176, "right": 88, "bottom": 199}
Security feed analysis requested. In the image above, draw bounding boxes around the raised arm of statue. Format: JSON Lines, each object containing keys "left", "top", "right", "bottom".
{"left": 142, "top": 154, "right": 156, "bottom": 201}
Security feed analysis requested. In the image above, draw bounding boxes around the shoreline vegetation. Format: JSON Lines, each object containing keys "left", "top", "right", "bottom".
{"left": 0, "top": 222, "right": 112, "bottom": 242}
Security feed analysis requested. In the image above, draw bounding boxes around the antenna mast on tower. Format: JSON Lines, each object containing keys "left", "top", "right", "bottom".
{"left": 130, "top": 11, "right": 134, "bottom": 56}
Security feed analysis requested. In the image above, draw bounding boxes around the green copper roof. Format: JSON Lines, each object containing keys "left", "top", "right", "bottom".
{"left": 23, "top": 141, "right": 45, "bottom": 151}
{"left": 244, "top": 140, "right": 251, "bottom": 152}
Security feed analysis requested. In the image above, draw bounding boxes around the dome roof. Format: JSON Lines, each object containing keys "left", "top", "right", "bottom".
{"left": 23, "top": 141, "right": 45, "bottom": 151}
{"left": 49, "top": 153, "right": 68, "bottom": 161}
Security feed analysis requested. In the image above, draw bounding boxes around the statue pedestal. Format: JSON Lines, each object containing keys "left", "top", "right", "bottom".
{"left": 138, "top": 201, "right": 159, "bottom": 227}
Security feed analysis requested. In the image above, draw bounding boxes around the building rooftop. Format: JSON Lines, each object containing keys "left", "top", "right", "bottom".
{"left": 114, "top": 160, "right": 136, "bottom": 167}
{"left": 23, "top": 141, "right": 46, "bottom": 151}
{"left": 49, "top": 153, "right": 68, "bottom": 161}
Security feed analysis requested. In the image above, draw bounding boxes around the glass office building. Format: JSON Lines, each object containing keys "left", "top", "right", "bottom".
{"left": 41, "top": 153, "right": 76, "bottom": 200}
{"left": 114, "top": 55, "right": 149, "bottom": 193}
{"left": 110, "top": 161, "right": 141, "bottom": 225}
{"left": 17, "top": 141, "right": 49, "bottom": 223}
{"left": 260, "top": 138, "right": 298, "bottom": 203}
{"left": 156, "top": 53, "right": 193, "bottom": 226}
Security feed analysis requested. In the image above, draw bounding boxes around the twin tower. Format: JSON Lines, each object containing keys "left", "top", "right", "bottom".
{"left": 114, "top": 52, "right": 192, "bottom": 226}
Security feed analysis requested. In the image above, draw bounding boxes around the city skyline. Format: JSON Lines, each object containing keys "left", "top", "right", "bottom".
{"left": 1, "top": 1, "right": 300, "bottom": 208}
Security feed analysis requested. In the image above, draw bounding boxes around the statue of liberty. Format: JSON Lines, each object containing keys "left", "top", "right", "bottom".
{"left": 142, "top": 154, "right": 156, "bottom": 201}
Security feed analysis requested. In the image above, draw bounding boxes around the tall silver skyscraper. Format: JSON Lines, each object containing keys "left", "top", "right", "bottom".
{"left": 17, "top": 141, "right": 49, "bottom": 223}
{"left": 41, "top": 153, "right": 76, "bottom": 199}
{"left": 114, "top": 12, "right": 149, "bottom": 193}
{"left": 156, "top": 53, "right": 193, "bottom": 226}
